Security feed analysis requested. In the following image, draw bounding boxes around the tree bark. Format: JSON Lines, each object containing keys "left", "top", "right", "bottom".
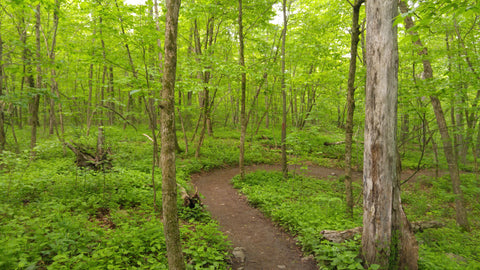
{"left": 107, "top": 66, "right": 115, "bottom": 124}
{"left": 141, "top": 48, "right": 159, "bottom": 210}
{"left": 193, "top": 16, "right": 216, "bottom": 157}
{"left": 280, "top": 0, "right": 288, "bottom": 178}
{"left": 430, "top": 96, "right": 470, "bottom": 231}
{"left": 238, "top": 0, "right": 247, "bottom": 179}
{"left": 0, "top": 14, "right": 5, "bottom": 151}
{"left": 399, "top": 0, "right": 470, "bottom": 231}
{"left": 115, "top": 0, "right": 137, "bottom": 129}
{"left": 100, "top": 16, "right": 108, "bottom": 126}
{"left": 344, "top": 0, "right": 364, "bottom": 219}
{"left": 31, "top": 4, "right": 42, "bottom": 152}
{"left": 161, "top": 0, "right": 185, "bottom": 269}
{"left": 48, "top": 0, "right": 61, "bottom": 137}
{"left": 87, "top": 19, "right": 95, "bottom": 136}
{"left": 362, "top": 0, "right": 418, "bottom": 268}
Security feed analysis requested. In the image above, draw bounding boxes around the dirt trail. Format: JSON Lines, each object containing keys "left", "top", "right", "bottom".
{"left": 192, "top": 164, "right": 348, "bottom": 270}
{"left": 191, "top": 163, "right": 443, "bottom": 269}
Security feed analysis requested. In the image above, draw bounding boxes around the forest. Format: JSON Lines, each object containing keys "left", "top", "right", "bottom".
{"left": 0, "top": 0, "right": 479, "bottom": 269}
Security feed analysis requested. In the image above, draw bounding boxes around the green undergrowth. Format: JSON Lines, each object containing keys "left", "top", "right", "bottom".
{"left": 2, "top": 123, "right": 479, "bottom": 269}
{"left": 0, "top": 126, "right": 241, "bottom": 269}
{"left": 0, "top": 162, "right": 231, "bottom": 269}
{"left": 402, "top": 173, "right": 480, "bottom": 269}
{"left": 232, "top": 170, "right": 480, "bottom": 269}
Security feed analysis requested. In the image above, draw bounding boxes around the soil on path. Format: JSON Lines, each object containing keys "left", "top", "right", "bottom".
{"left": 192, "top": 164, "right": 347, "bottom": 270}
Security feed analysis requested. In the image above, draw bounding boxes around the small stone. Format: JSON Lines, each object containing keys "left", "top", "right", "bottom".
{"left": 233, "top": 247, "right": 246, "bottom": 263}
{"left": 277, "top": 265, "right": 286, "bottom": 269}
{"left": 446, "top": 253, "right": 467, "bottom": 263}
{"left": 301, "top": 254, "right": 315, "bottom": 263}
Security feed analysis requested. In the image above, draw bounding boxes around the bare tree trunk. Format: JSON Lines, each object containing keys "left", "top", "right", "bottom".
{"left": 31, "top": 5, "right": 42, "bottom": 152}
{"left": 430, "top": 96, "right": 470, "bottom": 230}
{"left": 107, "top": 66, "right": 115, "bottom": 124}
{"left": 192, "top": 17, "right": 216, "bottom": 156}
{"left": 238, "top": 0, "right": 247, "bottom": 179}
{"left": 87, "top": 20, "right": 95, "bottom": 136}
{"left": 177, "top": 108, "right": 188, "bottom": 154}
{"left": 280, "top": 0, "right": 288, "bottom": 178}
{"left": 362, "top": 0, "right": 418, "bottom": 268}
{"left": 195, "top": 88, "right": 208, "bottom": 158}
{"left": 0, "top": 14, "right": 5, "bottom": 151}
{"left": 400, "top": 114, "right": 409, "bottom": 147}
{"left": 453, "top": 20, "right": 476, "bottom": 165}
{"left": 298, "top": 67, "right": 315, "bottom": 130}
{"left": 399, "top": 0, "right": 470, "bottom": 231}
{"left": 141, "top": 45, "right": 160, "bottom": 207}
{"left": 48, "top": 0, "right": 61, "bottom": 137}
{"left": 115, "top": 0, "right": 138, "bottom": 128}
{"left": 153, "top": 0, "right": 164, "bottom": 71}
{"left": 344, "top": 0, "right": 364, "bottom": 218}
{"left": 100, "top": 16, "right": 108, "bottom": 126}
{"left": 161, "top": 0, "right": 185, "bottom": 269}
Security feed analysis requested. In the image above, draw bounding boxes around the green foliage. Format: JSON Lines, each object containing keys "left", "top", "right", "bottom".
{"left": 315, "top": 239, "right": 364, "bottom": 270}
{"left": 286, "top": 126, "right": 363, "bottom": 168}
{"left": 181, "top": 222, "right": 231, "bottom": 270}
{"left": 417, "top": 226, "right": 480, "bottom": 269}
{"left": 0, "top": 126, "right": 232, "bottom": 269}
{"left": 401, "top": 173, "right": 480, "bottom": 269}
{"left": 177, "top": 129, "right": 278, "bottom": 174}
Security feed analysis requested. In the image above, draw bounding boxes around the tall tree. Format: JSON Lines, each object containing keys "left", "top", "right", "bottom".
{"left": 280, "top": 0, "right": 288, "bottom": 178}
{"left": 0, "top": 12, "right": 5, "bottom": 151}
{"left": 48, "top": 0, "right": 61, "bottom": 136}
{"left": 31, "top": 4, "right": 42, "bottom": 152}
{"left": 362, "top": 0, "right": 418, "bottom": 268}
{"left": 86, "top": 17, "right": 96, "bottom": 136}
{"left": 238, "top": 0, "right": 247, "bottom": 179}
{"left": 115, "top": 0, "right": 138, "bottom": 129}
{"left": 399, "top": 0, "right": 470, "bottom": 232}
{"left": 160, "top": 0, "right": 185, "bottom": 269}
{"left": 344, "top": 0, "right": 364, "bottom": 218}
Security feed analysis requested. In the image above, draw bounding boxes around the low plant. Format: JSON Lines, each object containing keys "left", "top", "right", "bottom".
{"left": 0, "top": 126, "right": 233, "bottom": 269}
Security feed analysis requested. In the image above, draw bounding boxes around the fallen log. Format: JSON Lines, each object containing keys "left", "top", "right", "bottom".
{"left": 410, "top": 220, "right": 445, "bottom": 232}
{"left": 320, "top": 227, "right": 362, "bottom": 243}
{"left": 320, "top": 220, "right": 445, "bottom": 243}
{"left": 323, "top": 140, "right": 365, "bottom": 146}
{"left": 323, "top": 141, "right": 345, "bottom": 146}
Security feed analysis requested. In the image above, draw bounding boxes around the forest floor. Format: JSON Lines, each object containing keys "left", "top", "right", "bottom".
{"left": 192, "top": 163, "right": 444, "bottom": 270}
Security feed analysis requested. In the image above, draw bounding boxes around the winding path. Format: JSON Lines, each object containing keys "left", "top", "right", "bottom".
{"left": 192, "top": 163, "right": 443, "bottom": 269}
{"left": 191, "top": 164, "right": 353, "bottom": 269}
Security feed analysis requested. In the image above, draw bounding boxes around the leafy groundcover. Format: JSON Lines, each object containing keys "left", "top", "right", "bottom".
{"left": 0, "top": 129, "right": 232, "bottom": 269}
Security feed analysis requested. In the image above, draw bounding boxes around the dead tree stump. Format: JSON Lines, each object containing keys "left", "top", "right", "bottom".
{"left": 66, "top": 127, "right": 112, "bottom": 170}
